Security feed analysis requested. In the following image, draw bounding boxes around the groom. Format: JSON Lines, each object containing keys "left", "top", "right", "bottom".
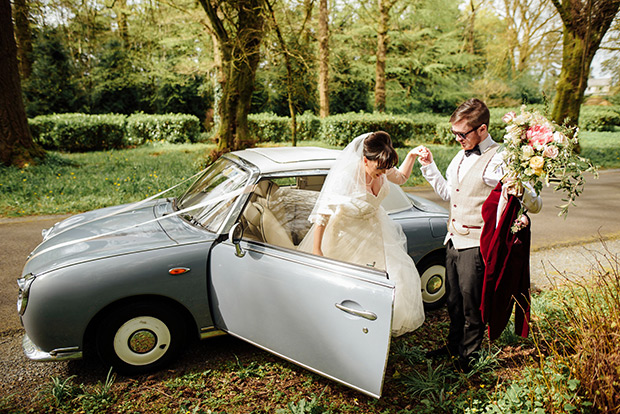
{"left": 413, "top": 98, "right": 540, "bottom": 372}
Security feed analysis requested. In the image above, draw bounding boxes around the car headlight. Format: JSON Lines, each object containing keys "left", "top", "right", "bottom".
{"left": 17, "top": 273, "right": 36, "bottom": 316}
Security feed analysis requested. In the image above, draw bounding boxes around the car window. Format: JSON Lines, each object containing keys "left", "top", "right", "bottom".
{"left": 178, "top": 158, "right": 250, "bottom": 231}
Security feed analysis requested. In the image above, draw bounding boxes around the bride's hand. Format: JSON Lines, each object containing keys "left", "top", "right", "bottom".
{"left": 412, "top": 145, "right": 433, "bottom": 166}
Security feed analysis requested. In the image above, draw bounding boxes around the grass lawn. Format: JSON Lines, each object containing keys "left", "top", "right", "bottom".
{"left": 1, "top": 131, "right": 617, "bottom": 217}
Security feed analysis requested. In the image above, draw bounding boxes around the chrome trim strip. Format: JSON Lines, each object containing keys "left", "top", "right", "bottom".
{"left": 199, "top": 327, "right": 227, "bottom": 340}
{"left": 224, "top": 330, "right": 383, "bottom": 399}
{"left": 22, "top": 334, "right": 82, "bottom": 362}
{"left": 50, "top": 346, "right": 80, "bottom": 356}
{"left": 261, "top": 169, "right": 330, "bottom": 178}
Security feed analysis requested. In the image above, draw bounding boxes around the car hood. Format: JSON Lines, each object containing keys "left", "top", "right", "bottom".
{"left": 23, "top": 200, "right": 175, "bottom": 276}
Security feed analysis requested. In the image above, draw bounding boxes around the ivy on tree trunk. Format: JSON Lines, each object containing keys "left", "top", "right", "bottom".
{"left": 551, "top": 0, "right": 620, "bottom": 127}
{"left": 199, "top": 0, "right": 265, "bottom": 154}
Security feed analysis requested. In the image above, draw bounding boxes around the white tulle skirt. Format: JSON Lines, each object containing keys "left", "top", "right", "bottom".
{"left": 300, "top": 198, "right": 425, "bottom": 336}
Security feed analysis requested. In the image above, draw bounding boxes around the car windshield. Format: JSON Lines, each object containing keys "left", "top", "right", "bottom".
{"left": 177, "top": 158, "right": 250, "bottom": 232}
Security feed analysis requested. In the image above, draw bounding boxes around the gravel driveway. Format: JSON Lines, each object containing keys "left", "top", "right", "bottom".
{"left": 530, "top": 237, "right": 620, "bottom": 288}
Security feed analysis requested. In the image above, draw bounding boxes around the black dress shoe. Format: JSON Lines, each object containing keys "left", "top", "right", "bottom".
{"left": 454, "top": 356, "right": 473, "bottom": 374}
{"left": 425, "top": 346, "right": 456, "bottom": 359}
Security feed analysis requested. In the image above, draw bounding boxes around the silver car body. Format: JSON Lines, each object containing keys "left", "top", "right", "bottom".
{"left": 18, "top": 147, "right": 447, "bottom": 398}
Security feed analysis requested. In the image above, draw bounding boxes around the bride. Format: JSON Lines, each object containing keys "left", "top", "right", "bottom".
{"left": 300, "top": 131, "right": 425, "bottom": 336}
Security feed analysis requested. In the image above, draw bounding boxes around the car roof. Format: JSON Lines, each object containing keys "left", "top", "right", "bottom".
{"left": 233, "top": 147, "right": 341, "bottom": 174}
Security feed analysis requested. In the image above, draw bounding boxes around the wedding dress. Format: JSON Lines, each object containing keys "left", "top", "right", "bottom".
{"left": 299, "top": 134, "right": 425, "bottom": 337}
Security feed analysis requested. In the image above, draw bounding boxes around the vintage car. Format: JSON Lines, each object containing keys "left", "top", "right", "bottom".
{"left": 17, "top": 146, "right": 448, "bottom": 398}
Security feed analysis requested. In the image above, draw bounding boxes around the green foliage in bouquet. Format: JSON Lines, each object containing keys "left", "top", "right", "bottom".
{"left": 500, "top": 106, "right": 599, "bottom": 218}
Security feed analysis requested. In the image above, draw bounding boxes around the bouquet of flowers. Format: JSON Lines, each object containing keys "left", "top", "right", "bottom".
{"left": 500, "top": 106, "right": 598, "bottom": 231}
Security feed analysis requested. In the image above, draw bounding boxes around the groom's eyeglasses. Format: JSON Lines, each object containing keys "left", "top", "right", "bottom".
{"left": 452, "top": 124, "right": 484, "bottom": 140}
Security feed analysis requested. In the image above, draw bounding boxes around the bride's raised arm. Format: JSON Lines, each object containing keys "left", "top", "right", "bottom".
{"left": 387, "top": 149, "right": 418, "bottom": 185}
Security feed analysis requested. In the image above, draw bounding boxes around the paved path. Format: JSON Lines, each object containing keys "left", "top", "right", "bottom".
{"left": 1, "top": 215, "right": 71, "bottom": 334}
{"left": 406, "top": 169, "right": 620, "bottom": 251}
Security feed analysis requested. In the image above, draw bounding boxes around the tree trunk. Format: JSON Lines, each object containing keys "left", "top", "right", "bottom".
{"left": 551, "top": 0, "right": 620, "bottom": 127}
{"left": 12, "top": 0, "right": 32, "bottom": 80}
{"left": 318, "top": 0, "right": 329, "bottom": 118}
{"left": 551, "top": 30, "right": 592, "bottom": 126}
{"left": 374, "top": 0, "right": 389, "bottom": 113}
{"left": 266, "top": 0, "right": 298, "bottom": 146}
{"left": 0, "top": 0, "right": 44, "bottom": 167}
{"left": 115, "top": 0, "right": 129, "bottom": 45}
{"left": 466, "top": 0, "right": 477, "bottom": 54}
{"left": 199, "top": 0, "right": 265, "bottom": 153}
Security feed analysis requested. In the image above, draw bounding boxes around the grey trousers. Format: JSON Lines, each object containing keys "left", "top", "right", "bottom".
{"left": 445, "top": 241, "right": 485, "bottom": 359}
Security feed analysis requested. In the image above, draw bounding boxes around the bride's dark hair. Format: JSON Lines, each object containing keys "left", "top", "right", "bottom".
{"left": 363, "top": 131, "right": 398, "bottom": 170}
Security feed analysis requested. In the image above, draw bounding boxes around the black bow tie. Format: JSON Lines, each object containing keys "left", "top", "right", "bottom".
{"left": 464, "top": 145, "right": 481, "bottom": 157}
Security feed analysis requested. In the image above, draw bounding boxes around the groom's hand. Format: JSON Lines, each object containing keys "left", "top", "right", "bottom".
{"left": 413, "top": 145, "right": 433, "bottom": 166}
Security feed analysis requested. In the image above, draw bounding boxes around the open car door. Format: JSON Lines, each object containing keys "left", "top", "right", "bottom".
{"left": 208, "top": 237, "right": 394, "bottom": 398}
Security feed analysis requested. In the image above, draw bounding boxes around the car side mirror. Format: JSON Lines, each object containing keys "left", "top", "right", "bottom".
{"left": 229, "top": 223, "right": 245, "bottom": 257}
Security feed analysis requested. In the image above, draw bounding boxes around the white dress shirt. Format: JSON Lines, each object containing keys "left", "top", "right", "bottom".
{"left": 420, "top": 135, "right": 542, "bottom": 221}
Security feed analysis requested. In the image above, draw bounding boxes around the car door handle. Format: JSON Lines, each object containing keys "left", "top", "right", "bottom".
{"left": 335, "top": 302, "right": 377, "bottom": 321}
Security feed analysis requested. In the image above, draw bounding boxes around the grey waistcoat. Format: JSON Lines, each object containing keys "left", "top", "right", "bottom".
{"left": 447, "top": 144, "right": 499, "bottom": 249}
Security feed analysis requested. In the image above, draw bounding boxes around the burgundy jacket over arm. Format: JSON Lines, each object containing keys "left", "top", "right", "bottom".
{"left": 480, "top": 183, "right": 531, "bottom": 341}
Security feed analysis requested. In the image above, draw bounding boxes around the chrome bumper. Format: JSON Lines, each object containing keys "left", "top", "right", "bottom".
{"left": 22, "top": 334, "right": 82, "bottom": 362}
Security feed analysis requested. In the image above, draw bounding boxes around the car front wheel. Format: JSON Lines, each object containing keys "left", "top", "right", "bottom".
{"left": 418, "top": 254, "right": 447, "bottom": 310}
{"left": 95, "top": 301, "right": 186, "bottom": 375}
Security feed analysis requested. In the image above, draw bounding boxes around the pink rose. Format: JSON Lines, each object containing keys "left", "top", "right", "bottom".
{"left": 543, "top": 145, "right": 559, "bottom": 159}
{"left": 502, "top": 111, "right": 517, "bottom": 123}
{"left": 526, "top": 124, "right": 554, "bottom": 147}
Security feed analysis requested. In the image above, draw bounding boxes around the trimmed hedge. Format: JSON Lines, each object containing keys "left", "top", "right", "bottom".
{"left": 248, "top": 112, "right": 323, "bottom": 143}
{"left": 248, "top": 112, "right": 451, "bottom": 146}
{"left": 408, "top": 113, "right": 453, "bottom": 145}
{"left": 29, "top": 113, "right": 126, "bottom": 152}
{"left": 29, "top": 113, "right": 201, "bottom": 152}
{"left": 248, "top": 113, "right": 291, "bottom": 143}
{"left": 321, "top": 113, "right": 426, "bottom": 147}
{"left": 29, "top": 106, "right": 618, "bottom": 152}
{"left": 579, "top": 106, "right": 620, "bottom": 131}
{"left": 125, "top": 113, "right": 201, "bottom": 145}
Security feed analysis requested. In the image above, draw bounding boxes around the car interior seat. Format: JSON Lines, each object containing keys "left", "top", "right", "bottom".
{"left": 241, "top": 180, "right": 295, "bottom": 249}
